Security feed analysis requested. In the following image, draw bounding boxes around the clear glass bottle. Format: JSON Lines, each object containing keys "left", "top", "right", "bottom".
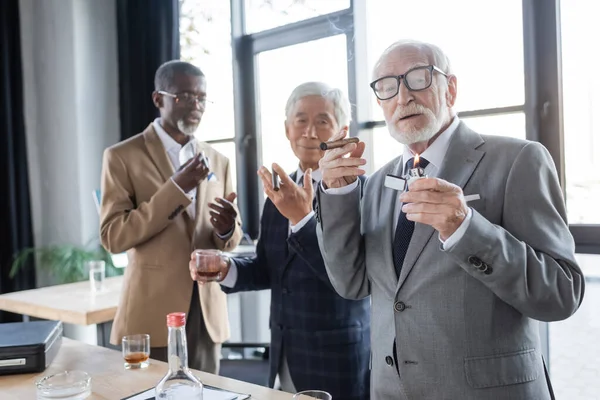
{"left": 155, "top": 312, "right": 204, "bottom": 399}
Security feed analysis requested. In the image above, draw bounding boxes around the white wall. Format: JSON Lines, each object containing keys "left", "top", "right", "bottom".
{"left": 19, "top": 0, "right": 121, "bottom": 283}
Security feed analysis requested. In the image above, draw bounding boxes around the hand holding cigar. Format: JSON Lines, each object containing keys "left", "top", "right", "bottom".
{"left": 319, "top": 130, "right": 366, "bottom": 189}
{"left": 320, "top": 137, "right": 360, "bottom": 150}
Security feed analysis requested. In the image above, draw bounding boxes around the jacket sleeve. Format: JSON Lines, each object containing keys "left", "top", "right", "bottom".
{"left": 445, "top": 141, "right": 585, "bottom": 322}
{"left": 288, "top": 216, "right": 337, "bottom": 291}
{"left": 100, "top": 147, "right": 191, "bottom": 254}
{"left": 316, "top": 179, "right": 370, "bottom": 300}
{"left": 221, "top": 201, "right": 271, "bottom": 294}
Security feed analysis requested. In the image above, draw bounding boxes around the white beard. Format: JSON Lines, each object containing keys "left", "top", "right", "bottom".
{"left": 177, "top": 119, "right": 198, "bottom": 136}
{"left": 387, "top": 103, "right": 448, "bottom": 145}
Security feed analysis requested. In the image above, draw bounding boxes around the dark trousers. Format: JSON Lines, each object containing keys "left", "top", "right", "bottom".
{"left": 150, "top": 283, "right": 221, "bottom": 373}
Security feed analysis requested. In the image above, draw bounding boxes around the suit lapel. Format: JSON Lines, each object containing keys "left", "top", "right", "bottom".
{"left": 144, "top": 124, "right": 176, "bottom": 182}
{"left": 190, "top": 141, "right": 214, "bottom": 241}
{"left": 396, "top": 123, "right": 486, "bottom": 293}
{"left": 193, "top": 141, "right": 207, "bottom": 221}
{"left": 144, "top": 125, "right": 194, "bottom": 235}
{"left": 379, "top": 158, "right": 405, "bottom": 293}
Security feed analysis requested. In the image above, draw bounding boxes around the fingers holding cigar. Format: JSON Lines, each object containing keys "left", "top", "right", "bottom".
{"left": 320, "top": 137, "right": 360, "bottom": 150}
{"left": 258, "top": 163, "right": 291, "bottom": 199}
{"left": 319, "top": 131, "right": 367, "bottom": 188}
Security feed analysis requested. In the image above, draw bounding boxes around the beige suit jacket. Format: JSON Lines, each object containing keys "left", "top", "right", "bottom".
{"left": 100, "top": 123, "right": 242, "bottom": 347}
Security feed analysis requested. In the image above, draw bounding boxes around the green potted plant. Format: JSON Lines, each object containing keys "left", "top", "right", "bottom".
{"left": 10, "top": 240, "right": 124, "bottom": 285}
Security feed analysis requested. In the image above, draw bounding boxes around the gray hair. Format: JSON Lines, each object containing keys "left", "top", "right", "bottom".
{"left": 284, "top": 82, "right": 351, "bottom": 128}
{"left": 373, "top": 39, "right": 453, "bottom": 79}
{"left": 154, "top": 60, "right": 204, "bottom": 91}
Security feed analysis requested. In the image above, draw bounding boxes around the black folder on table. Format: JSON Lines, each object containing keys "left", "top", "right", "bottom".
{"left": 0, "top": 320, "right": 63, "bottom": 375}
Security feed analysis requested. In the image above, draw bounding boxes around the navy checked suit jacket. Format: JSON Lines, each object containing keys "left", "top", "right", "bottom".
{"left": 223, "top": 173, "right": 370, "bottom": 399}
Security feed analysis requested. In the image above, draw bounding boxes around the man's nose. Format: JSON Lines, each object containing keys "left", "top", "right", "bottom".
{"left": 191, "top": 99, "right": 203, "bottom": 111}
{"left": 303, "top": 124, "right": 318, "bottom": 138}
{"left": 396, "top": 81, "right": 414, "bottom": 106}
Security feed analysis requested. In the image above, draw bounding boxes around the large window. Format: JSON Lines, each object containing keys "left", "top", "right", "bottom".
{"left": 561, "top": 1, "right": 600, "bottom": 225}
{"left": 364, "top": 0, "right": 526, "bottom": 173}
{"left": 257, "top": 35, "right": 348, "bottom": 176}
{"left": 547, "top": 3, "right": 600, "bottom": 399}
{"left": 180, "top": 0, "right": 237, "bottom": 190}
{"left": 244, "top": 0, "right": 350, "bottom": 34}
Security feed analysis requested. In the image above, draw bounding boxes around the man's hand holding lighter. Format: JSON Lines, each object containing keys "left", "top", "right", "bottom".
{"left": 258, "top": 164, "right": 313, "bottom": 225}
{"left": 319, "top": 129, "right": 367, "bottom": 189}
{"left": 400, "top": 178, "right": 469, "bottom": 241}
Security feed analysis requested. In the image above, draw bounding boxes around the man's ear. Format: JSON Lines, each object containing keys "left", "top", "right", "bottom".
{"left": 446, "top": 75, "right": 458, "bottom": 107}
{"left": 152, "top": 91, "right": 162, "bottom": 108}
{"left": 285, "top": 120, "right": 290, "bottom": 140}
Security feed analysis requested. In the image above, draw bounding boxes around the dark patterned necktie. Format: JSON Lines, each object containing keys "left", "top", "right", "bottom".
{"left": 393, "top": 157, "right": 429, "bottom": 278}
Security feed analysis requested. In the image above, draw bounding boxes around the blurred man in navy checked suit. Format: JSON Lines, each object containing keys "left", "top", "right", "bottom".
{"left": 189, "top": 82, "right": 370, "bottom": 399}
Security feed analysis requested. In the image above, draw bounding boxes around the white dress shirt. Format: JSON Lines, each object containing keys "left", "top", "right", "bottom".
{"left": 322, "top": 117, "right": 472, "bottom": 250}
{"left": 153, "top": 118, "right": 197, "bottom": 220}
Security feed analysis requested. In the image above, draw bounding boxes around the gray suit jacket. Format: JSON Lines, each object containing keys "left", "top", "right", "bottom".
{"left": 316, "top": 122, "right": 585, "bottom": 400}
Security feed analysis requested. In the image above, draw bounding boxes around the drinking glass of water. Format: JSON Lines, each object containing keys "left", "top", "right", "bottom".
{"left": 87, "top": 260, "right": 105, "bottom": 292}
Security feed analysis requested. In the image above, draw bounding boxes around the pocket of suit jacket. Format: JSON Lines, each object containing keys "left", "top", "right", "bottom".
{"left": 464, "top": 348, "right": 541, "bottom": 389}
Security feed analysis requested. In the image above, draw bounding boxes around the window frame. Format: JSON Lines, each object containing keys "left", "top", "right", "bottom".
{"left": 226, "top": 0, "right": 600, "bottom": 248}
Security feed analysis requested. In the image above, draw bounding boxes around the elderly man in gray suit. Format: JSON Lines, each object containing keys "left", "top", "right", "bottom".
{"left": 314, "top": 40, "right": 585, "bottom": 399}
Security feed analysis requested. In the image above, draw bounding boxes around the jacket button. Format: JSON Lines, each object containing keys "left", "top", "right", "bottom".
{"left": 385, "top": 356, "right": 394, "bottom": 366}
{"left": 394, "top": 301, "right": 406, "bottom": 312}
{"left": 468, "top": 256, "right": 483, "bottom": 268}
{"left": 484, "top": 266, "right": 494, "bottom": 275}
{"left": 282, "top": 288, "right": 289, "bottom": 294}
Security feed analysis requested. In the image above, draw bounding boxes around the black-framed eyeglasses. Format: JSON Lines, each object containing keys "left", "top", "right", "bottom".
{"left": 369, "top": 65, "right": 448, "bottom": 101}
{"left": 158, "top": 90, "right": 213, "bottom": 107}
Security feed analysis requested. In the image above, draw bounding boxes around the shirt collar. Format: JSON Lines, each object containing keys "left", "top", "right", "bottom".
{"left": 153, "top": 118, "right": 185, "bottom": 153}
{"left": 295, "top": 166, "right": 322, "bottom": 185}
{"left": 402, "top": 116, "right": 460, "bottom": 173}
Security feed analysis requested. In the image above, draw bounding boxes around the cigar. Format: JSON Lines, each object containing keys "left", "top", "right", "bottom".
{"left": 272, "top": 170, "right": 280, "bottom": 191}
{"left": 320, "top": 137, "right": 360, "bottom": 150}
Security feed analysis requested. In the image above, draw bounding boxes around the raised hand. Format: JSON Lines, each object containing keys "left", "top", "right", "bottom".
{"left": 258, "top": 163, "right": 313, "bottom": 225}
{"left": 208, "top": 192, "right": 238, "bottom": 236}
{"left": 172, "top": 154, "right": 210, "bottom": 193}
{"left": 319, "top": 129, "right": 367, "bottom": 189}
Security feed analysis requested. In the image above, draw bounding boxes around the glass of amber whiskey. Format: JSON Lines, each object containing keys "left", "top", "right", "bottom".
{"left": 122, "top": 334, "right": 150, "bottom": 369}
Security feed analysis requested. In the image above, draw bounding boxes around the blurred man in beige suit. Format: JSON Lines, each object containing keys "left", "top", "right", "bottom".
{"left": 100, "top": 60, "right": 242, "bottom": 373}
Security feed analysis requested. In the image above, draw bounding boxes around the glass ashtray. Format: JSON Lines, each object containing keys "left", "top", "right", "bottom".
{"left": 35, "top": 370, "right": 91, "bottom": 399}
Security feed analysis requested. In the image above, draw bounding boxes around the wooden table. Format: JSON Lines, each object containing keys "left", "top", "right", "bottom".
{"left": 0, "top": 338, "right": 291, "bottom": 399}
{"left": 0, "top": 277, "right": 122, "bottom": 346}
